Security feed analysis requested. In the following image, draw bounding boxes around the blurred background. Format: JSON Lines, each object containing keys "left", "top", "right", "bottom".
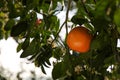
{"left": 0, "top": 37, "right": 53, "bottom": 80}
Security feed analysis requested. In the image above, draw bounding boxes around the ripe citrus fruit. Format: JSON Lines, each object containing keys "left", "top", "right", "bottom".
{"left": 66, "top": 26, "right": 92, "bottom": 53}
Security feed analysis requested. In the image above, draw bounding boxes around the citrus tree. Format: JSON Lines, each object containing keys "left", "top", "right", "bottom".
{"left": 0, "top": 0, "right": 120, "bottom": 80}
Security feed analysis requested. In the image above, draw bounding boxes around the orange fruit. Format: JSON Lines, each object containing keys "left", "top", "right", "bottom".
{"left": 66, "top": 26, "right": 92, "bottom": 53}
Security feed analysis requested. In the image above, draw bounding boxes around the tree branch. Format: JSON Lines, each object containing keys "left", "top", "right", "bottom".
{"left": 51, "top": 21, "right": 65, "bottom": 44}
{"left": 65, "top": 0, "right": 71, "bottom": 36}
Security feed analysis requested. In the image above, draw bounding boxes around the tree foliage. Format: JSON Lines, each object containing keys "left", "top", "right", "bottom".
{"left": 0, "top": 0, "right": 120, "bottom": 80}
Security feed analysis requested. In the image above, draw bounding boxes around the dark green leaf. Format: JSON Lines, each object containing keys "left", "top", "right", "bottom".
{"left": 90, "top": 38, "right": 102, "bottom": 50}
{"left": 20, "top": 39, "right": 38, "bottom": 58}
{"left": 0, "top": 21, "right": 3, "bottom": 29}
{"left": 50, "top": 15, "right": 59, "bottom": 31}
{"left": 52, "top": 0, "right": 57, "bottom": 10}
{"left": 104, "top": 55, "right": 115, "bottom": 64}
{"left": 7, "top": 0, "right": 21, "bottom": 18}
{"left": 41, "top": 3, "right": 49, "bottom": 13}
{"left": 11, "top": 21, "right": 28, "bottom": 37}
{"left": 26, "top": 0, "right": 39, "bottom": 10}
{"left": 21, "top": 38, "right": 30, "bottom": 50}
{"left": 0, "top": 30, "right": 4, "bottom": 39}
{"left": 71, "top": 15, "right": 88, "bottom": 25}
{"left": 53, "top": 47, "right": 63, "bottom": 60}
{"left": 94, "top": 0, "right": 111, "bottom": 16}
{"left": 73, "top": 0, "right": 79, "bottom": 2}
{"left": 41, "top": 65, "right": 46, "bottom": 74}
{"left": 52, "top": 62, "right": 67, "bottom": 79}
{"left": 45, "top": 59, "right": 51, "bottom": 66}
{"left": 17, "top": 43, "right": 22, "bottom": 52}
{"left": 9, "top": 11, "right": 21, "bottom": 18}
{"left": 21, "top": 0, "right": 27, "bottom": 5}
{"left": 7, "top": 0, "right": 15, "bottom": 12}
{"left": 0, "top": 0, "right": 4, "bottom": 8}
{"left": 114, "top": 8, "right": 120, "bottom": 27}
{"left": 4, "top": 31, "right": 9, "bottom": 40}
{"left": 4, "top": 19, "right": 15, "bottom": 31}
{"left": 42, "top": 61, "right": 50, "bottom": 68}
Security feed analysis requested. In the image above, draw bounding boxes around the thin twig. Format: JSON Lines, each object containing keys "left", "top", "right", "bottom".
{"left": 65, "top": 0, "right": 71, "bottom": 37}
{"left": 51, "top": 21, "right": 66, "bottom": 44}
{"left": 51, "top": 0, "right": 71, "bottom": 46}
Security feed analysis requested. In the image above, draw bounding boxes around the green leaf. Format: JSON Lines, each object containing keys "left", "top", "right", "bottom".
{"left": 42, "top": 61, "right": 50, "bottom": 68}
{"left": 76, "top": 76, "right": 86, "bottom": 80}
{"left": 41, "top": 3, "right": 49, "bottom": 13}
{"left": 0, "top": 30, "right": 3, "bottom": 39}
{"left": 7, "top": 0, "right": 21, "bottom": 18}
{"left": 0, "top": 21, "right": 3, "bottom": 29}
{"left": 84, "top": 23, "right": 94, "bottom": 33}
{"left": 17, "top": 43, "right": 22, "bottom": 52}
{"left": 114, "top": 8, "right": 120, "bottom": 27}
{"left": 4, "top": 19, "right": 15, "bottom": 31}
{"left": 43, "top": 15, "right": 51, "bottom": 30}
{"left": 20, "top": 39, "right": 38, "bottom": 58}
{"left": 7, "top": 0, "right": 15, "bottom": 12}
{"left": 33, "top": 44, "right": 52, "bottom": 68}
{"left": 50, "top": 15, "right": 59, "bottom": 31}
{"left": 71, "top": 15, "right": 88, "bottom": 25}
{"left": 45, "top": 59, "right": 51, "bottom": 66}
{"left": 53, "top": 47, "right": 63, "bottom": 60}
{"left": 26, "top": 0, "right": 39, "bottom": 10}
{"left": 22, "top": 0, "right": 27, "bottom": 6}
{"left": 52, "top": 0, "right": 57, "bottom": 10}
{"left": 90, "top": 38, "right": 102, "bottom": 50}
{"left": 0, "top": 0, "right": 4, "bottom": 8}
{"left": 95, "top": 0, "right": 111, "bottom": 16}
{"left": 52, "top": 62, "right": 67, "bottom": 79}
{"left": 117, "top": 27, "right": 120, "bottom": 34}
{"left": 21, "top": 38, "right": 30, "bottom": 50}
{"left": 41, "top": 65, "right": 46, "bottom": 74}
{"left": 11, "top": 21, "right": 28, "bottom": 37}
{"left": 104, "top": 55, "right": 115, "bottom": 65}
{"left": 9, "top": 11, "right": 21, "bottom": 18}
